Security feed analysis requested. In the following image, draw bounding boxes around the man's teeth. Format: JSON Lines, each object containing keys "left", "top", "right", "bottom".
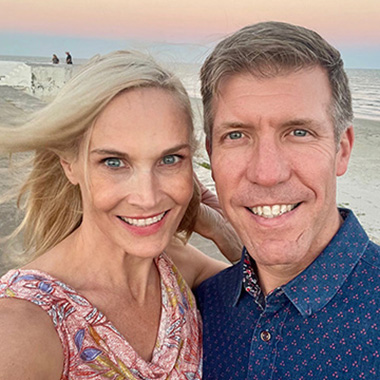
{"left": 250, "top": 204, "right": 297, "bottom": 218}
{"left": 120, "top": 212, "right": 166, "bottom": 227}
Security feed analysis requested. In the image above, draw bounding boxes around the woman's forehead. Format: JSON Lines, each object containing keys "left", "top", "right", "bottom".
{"left": 87, "top": 88, "right": 192, "bottom": 155}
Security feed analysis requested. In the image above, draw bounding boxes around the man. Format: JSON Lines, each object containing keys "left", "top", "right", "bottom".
{"left": 66, "top": 51, "right": 73, "bottom": 64}
{"left": 195, "top": 21, "right": 380, "bottom": 379}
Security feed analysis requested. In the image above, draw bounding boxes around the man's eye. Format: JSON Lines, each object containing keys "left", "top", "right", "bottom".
{"left": 227, "top": 131, "right": 243, "bottom": 140}
{"left": 103, "top": 158, "right": 124, "bottom": 168}
{"left": 162, "top": 155, "right": 180, "bottom": 165}
{"left": 292, "top": 129, "right": 308, "bottom": 137}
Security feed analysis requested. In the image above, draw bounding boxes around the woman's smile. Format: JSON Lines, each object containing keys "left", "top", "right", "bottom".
{"left": 118, "top": 211, "right": 167, "bottom": 227}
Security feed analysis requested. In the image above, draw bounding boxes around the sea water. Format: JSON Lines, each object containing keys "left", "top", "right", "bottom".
{"left": 347, "top": 69, "right": 380, "bottom": 121}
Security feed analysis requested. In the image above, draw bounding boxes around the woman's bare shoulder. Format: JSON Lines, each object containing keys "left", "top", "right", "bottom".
{"left": 166, "top": 237, "right": 229, "bottom": 290}
{"left": 0, "top": 298, "right": 64, "bottom": 380}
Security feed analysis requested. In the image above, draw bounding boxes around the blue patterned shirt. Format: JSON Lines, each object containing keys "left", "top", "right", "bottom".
{"left": 195, "top": 209, "right": 380, "bottom": 379}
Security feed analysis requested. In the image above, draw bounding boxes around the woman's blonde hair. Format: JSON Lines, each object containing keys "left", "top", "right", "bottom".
{"left": 0, "top": 50, "right": 199, "bottom": 265}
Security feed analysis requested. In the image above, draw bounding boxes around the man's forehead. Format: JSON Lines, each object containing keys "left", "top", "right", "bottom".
{"left": 210, "top": 67, "right": 334, "bottom": 136}
{"left": 212, "top": 67, "right": 331, "bottom": 107}
{"left": 215, "top": 65, "right": 326, "bottom": 91}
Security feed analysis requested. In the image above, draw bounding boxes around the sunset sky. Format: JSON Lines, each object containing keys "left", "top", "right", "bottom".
{"left": 1, "top": 0, "right": 379, "bottom": 68}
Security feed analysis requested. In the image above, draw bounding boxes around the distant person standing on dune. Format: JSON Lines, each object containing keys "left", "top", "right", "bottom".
{"left": 52, "top": 54, "right": 59, "bottom": 64}
{"left": 66, "top": 51, "right": 73, "bottom": 64}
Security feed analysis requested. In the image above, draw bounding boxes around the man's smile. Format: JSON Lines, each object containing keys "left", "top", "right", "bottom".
{"left": 247, "top": 203, "right": 300, "bottom": 218}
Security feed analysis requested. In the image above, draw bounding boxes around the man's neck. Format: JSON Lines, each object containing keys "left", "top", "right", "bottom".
{"left": 256, "top": 263, "right": 306, "bottom": 295}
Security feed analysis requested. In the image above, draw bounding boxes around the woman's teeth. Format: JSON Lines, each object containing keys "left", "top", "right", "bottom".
{"left": 249, "top": 204, "right": 298, "bottom": 218}
{"left": 119, "top": 212, "right": 166, "bottom": 227}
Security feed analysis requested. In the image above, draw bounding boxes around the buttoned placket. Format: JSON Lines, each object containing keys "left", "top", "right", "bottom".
{"left": 247, "top": 288, "right": 291, "bottom": 379}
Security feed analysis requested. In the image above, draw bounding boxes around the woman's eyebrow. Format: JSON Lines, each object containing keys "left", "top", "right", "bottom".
{"left": 161, "top": 143, "right": 191, "bottom": 156}
{"left": 90, "top": 149, "right": 129, "bottom": 158}
{"left": 90, "top": 144, "right": 190, "bottom": 158}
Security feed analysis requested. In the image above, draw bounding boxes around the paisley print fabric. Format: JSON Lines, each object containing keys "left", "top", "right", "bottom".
{"left": 0, "top": 253, "right": 202, "bottom": 379}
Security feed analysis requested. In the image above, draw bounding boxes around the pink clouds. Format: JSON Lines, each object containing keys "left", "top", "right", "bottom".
{"left": 1, "top": 0, "right": 379, "bottom": 45}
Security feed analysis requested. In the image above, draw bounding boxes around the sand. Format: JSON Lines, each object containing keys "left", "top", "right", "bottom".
{"left": 0, "top": 86, "right": 379, "bottom": 274}
{"left": 336, "top": 118, "right": 380, "bottom": 243}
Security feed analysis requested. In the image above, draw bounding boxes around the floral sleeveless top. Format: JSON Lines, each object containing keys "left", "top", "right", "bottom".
{"left": 0, "top": 253, "right": 202, "bottom": 379}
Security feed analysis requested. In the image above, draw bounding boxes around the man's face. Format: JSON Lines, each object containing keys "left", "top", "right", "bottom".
{"left": 210, "top": 67, "right": 353, "bottom": 280}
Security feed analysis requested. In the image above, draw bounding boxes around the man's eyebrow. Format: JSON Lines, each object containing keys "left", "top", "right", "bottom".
{"left": 214, "top": 121, "right": 247, "bottom": 131}
{"left": 281, "top": 118, "right": 320, "bottom": 127}
{"left": 216, "top": 119, "right": 320, "bottom": 127}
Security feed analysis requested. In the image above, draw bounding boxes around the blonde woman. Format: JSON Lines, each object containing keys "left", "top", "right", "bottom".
{"left": 0, "top": 51, "right": 240, "bottom": 379}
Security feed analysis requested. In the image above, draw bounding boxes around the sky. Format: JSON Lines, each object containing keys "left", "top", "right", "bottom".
{"left": 1, "top": 0, "right": 379, "bottom": 68}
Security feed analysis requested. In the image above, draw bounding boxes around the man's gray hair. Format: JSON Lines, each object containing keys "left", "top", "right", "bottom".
{"left": 201, "top": 21, "right": 353, "bottom": 144}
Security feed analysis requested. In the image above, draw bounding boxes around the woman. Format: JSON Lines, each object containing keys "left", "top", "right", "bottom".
{"left": 52, "top": 54, "right": 59, "bottom": 64}
{"left": 0, "top": 51, "right": 240, "bottom": 379}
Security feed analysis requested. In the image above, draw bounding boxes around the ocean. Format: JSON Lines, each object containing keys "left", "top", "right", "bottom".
{"left": 0, "top": 54, "right": 380, "bottom": 122}
{"left": 347, "top": 69, "right": 380, "bottom": 121}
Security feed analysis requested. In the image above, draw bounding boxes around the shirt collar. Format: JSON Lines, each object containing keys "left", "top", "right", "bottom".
{"left": 230, "top": 209, "right": 370, "bottom": 315}
{"left": 283, "top": 209, "right": 369, "bottom": 316}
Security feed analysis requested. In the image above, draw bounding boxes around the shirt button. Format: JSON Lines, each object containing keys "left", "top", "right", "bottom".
{"left": 260, "top": 330, "right": 271, "bottom": 342}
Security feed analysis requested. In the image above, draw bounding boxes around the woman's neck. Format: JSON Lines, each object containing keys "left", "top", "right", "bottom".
{"left": 24, "top": 226, "right": 160, "bottom": 304}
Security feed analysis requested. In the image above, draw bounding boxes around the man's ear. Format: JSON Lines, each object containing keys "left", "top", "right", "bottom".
{"left": 60, "top": 156, "right": 79, "bottom": 185}
{"left": 336, "top": 126, "right": 354, "bottom": 177}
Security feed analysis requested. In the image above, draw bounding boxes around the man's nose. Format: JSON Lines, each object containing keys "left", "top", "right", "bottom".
{"left": 245, "top": 135, "right": 291, "bottom": 187}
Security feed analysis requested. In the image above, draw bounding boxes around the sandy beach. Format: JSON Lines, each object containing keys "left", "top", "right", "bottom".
{"left": 0, "top": 84, "right": 379, "bottom": 274}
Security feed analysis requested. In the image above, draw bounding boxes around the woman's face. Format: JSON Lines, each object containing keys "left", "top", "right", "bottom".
{"left": 64, "top": 87, "right": 194, "bottom": 259}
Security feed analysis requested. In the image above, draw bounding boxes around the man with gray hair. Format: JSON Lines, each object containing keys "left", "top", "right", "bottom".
{"left": 195, "top": 21, "right": 380, "bottom": 379}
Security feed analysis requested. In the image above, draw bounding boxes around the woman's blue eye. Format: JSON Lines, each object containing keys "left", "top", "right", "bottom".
{"left": 292, "top": 129, "right": 308, "bottom": 137}
{"left": 162, "top": 155, "right": 180, "bottom": 165}
{"left": 104, "top": 158, "right": 124, "bottom": 168}
{"left": 228, "top": 131, "right": 243, "bottom": 140}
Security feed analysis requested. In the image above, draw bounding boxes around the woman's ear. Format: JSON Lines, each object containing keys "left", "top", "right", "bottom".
{"left": 60, "top": 156, "right": 79, "bottom": 185}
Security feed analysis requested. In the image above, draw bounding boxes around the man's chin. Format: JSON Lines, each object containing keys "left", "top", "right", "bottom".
{"left": 246, "top": 237, "right": 311, "bottom": 267}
